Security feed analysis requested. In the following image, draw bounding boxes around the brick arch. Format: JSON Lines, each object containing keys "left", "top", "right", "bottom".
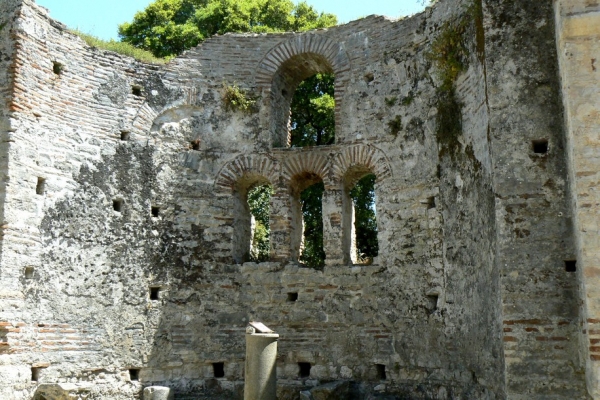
{"left": 256, "top": 34, "right": 351, "bottom": 94}
{"left": 282, "top": 152, "right": 331, "bottom": 188}
{"left": 330, "top": 145, "right": 392, "bottom": 188}
{"left": 256, "top": 34, "right": 351, "bottom": 148}
{"left": 214, "top": 154, "right": 280, "bottom": 195}
{"left": 132, "top": 86, "right": 201, "bottom": 136}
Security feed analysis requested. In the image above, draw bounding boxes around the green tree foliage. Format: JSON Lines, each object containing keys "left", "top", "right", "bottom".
{"left": 299, "top": 182, "right": 325, "bottom": 269}
{"left": 118, "top": 0, "right": 206, "bottom": 58}
{"left": 119, "top": 0, "right": 337, "bottom": 58}
{"left": 350, "top": 174, "right": 378, "bottom": 261}
{"left": 194, "top": 0, "right": 335, "bottom": 35}
{"left": 247, "top": 185, "right": 273, "bottom": 262}
{"left": 290, "top": 73, "right": 335, "bottom": 147}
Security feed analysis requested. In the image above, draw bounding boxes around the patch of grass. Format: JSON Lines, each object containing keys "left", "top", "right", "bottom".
{"left": 70, "top": 30, "right": 168, "bottom": 64}
{"left": 427, "top": 2, "right": 482, "bottom": 159}
{"left": 384, "top": 96, "right": 397, "bottom": 107}
{"left": 0, "top": 22, "right": 7, "bottom": 32}
{"left": 401, "top": 92, "right": 415, "bottom": 106}
{"left": 223, "top": 83, "right": 258, "bottom": 113}
{"left": 388, "top": 115, "right": 403, "bottom": 136}
{"left": 428, "top": 16, "right": 470, "bottom": 93}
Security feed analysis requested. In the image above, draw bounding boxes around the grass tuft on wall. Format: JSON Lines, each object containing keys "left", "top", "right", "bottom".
{"left": 70, "top": 30, "right": 168, "bottom": 64}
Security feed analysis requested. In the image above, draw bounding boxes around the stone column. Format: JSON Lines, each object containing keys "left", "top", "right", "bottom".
{"left": 244, "top": 323, "right": 279, "bottom": 400}
{"left": 143, "top": 386, "right": 173, "bottom": 400}
{"left": 269, "top": 184, "right": 292, "bottom": 262}
{"left": 322, "top": 187, "right": 344, "bottom": 265}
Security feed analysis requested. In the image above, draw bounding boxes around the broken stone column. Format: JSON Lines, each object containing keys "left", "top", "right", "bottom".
{"left": 143, "top": 386, "right": 174, "bottom": 400}
{"left": 244, "top": 322, "right": 279, "bottom": 400}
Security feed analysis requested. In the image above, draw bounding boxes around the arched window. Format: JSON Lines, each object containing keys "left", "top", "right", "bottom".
{"left": 289, "top": 73, "right": 335, "bottom": 147}
{"left": 290, "top": 173, "right": 325, "bottom": 269}
{"left": 270, "top": 53, "right": 335, "bottom": 148}
{"left": 248, "top": 184, "right": 273, "bottom": 262}
{"left": 343, "top": 169, "right": 379, "bottom": 265}
{"left": 232, "top": 176, "right": 272, "bottom": 264}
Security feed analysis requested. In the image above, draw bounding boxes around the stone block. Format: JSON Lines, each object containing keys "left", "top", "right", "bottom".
{"left": 143, "top": 386, "right": 174, "bottom": 400}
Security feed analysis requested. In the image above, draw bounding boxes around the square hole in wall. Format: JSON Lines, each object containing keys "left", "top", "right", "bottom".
{"left": 31, "top": 367, "right": 41, "bottom": 382}
{"left": 190, "top": 140, "right": 200, "bottom": 150}
{"left": 287, "top": 293, "right": 298, "bottom": 302}
{"left": 565, "top": 260, "right": 577, "bottom": 272}
{"left": 532, "top": 139, "right": 548, "bottom": 154}
{"left": 212, "top": 362, "right": 225, "bottom": 378}
{"left": 113, "top": 199, "right": 123, "bottom": 212}
{"left": 376, "top": 364, "right": 386, "bottom": 380}
{"left": 129, "top": 368, "right": 140, "bottom": 381}
{"left": 36, "top": 178, "right": 46, "bottom": 196}
{"left": 132, "top": 86, "right": 143, "bottom": 97}
{"left": 52, "top": 61, "right": 63, "bottom": 75}
{"left": 120, "top": 131, "right": 130, "bottom": 141}
{"left": 298, "top": 362, "right": 311, "bottom": 378}
{"left": 24, "top": 266, "right": 34, "bottom": 279}
{"left": 151, "top": 206, "right": 160, "bottom": 218}
{"left": 149, "top": 287, "right": 160, "bottom": 300}
{"left": 426, "top": 196, "right": 436, "bottom": 209}
{"left": 427, "top": 294, "right": 439, "bottom": 312}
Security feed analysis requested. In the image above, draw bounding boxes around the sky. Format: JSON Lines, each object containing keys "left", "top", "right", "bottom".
{"left": 35, "top": 0, "right": 428, "bottom": 41}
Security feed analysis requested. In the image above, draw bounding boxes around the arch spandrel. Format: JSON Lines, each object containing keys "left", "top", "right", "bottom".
{"left": 255, "top": 34, "right": 351, "bottom": 91}
{"left": 214, "top": 154, "right": 281, "bottom": 196}
{"left": 329, "top": 144, "right": 393, "bottom": 188}
{"left": 282, "top": 152, "right": 331, "bottom": 189}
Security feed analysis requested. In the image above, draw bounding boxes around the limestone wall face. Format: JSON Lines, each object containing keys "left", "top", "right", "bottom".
{"left": 0, "top": 1, "right": 21, "bottom": 397}
{"left": 556, "top": 0, "right": 600, "bottom": 398}
{"left": 483, "top": 0, "right": 588, "bottom": 398}
{"left": 0, "top": 0, "right": 20, "bottom": 270}
{"left": 0, "top": 0, "right": 591, "bottom": 398}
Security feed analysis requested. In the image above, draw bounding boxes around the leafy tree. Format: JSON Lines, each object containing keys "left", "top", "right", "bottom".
{"left": 119, "top": 0, "right": 337, "bottom": 58}
{"left": 350, "top": 174, "right": 378, "bottom": 261}
{"left": 118, "top": 0, "right": 206, "bottom": 58}
{"left": 290, "top": 73, "right": 335, "bottom": 147}
{"left": 248, "top": 185, "right": 272, "bottom": 262}
{"left": 299, "top": 182, "right": 325, "bottom": 268}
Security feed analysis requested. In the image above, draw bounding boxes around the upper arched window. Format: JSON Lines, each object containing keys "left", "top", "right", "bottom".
{"left": 289, "top": 73, "right": 335, "bottom": 147}
{"left": 270, "top": 53, "right": 335, "bottom": 148}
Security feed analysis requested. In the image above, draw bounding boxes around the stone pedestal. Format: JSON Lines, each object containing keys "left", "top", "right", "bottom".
{"left": 143, "top": 386, "right": 174, "bottom": 400}
{"left": 244, "top": 324, "right": 279, "bottom": 400}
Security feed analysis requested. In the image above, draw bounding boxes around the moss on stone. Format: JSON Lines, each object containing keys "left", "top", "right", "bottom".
{"left": 435, "top": 88, "right": 462, "bottom": 158}
{"left": 428, "top": 1, "right": 483, "bottom": 159}
{"left": 401, "top": 93, "right": 415, "bottom": 106}
{"left": 428, "top": 15, "right": 470, "bottom": 94}
{"left": 71, "top": 30, "right": 168, "bottom": 64}
{"left": 473, "top": 0, "right": 485, "bottom": 64}
{"left": 388, "top": 116, "right": 403, "bottom": 136}
{"left": 385, "top": 96, "right": 397, "bottom": 107}
{"left": 222, "top": 83, "right": 258, "bottom": 113}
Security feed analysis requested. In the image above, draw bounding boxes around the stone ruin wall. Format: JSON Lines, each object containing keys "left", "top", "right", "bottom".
{"left": 0, "top": 0, "right": 597, "bottom": 398}
{"left": 556, "top": 0, "right": 600, "bottom": 398}
{"left": 484, "top": 1, "right": 586, "bottom": 398}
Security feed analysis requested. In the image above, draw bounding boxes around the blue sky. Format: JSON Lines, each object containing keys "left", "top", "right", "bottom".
{"left": 35, "top": 0, "right": 428, "bottom": 41}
